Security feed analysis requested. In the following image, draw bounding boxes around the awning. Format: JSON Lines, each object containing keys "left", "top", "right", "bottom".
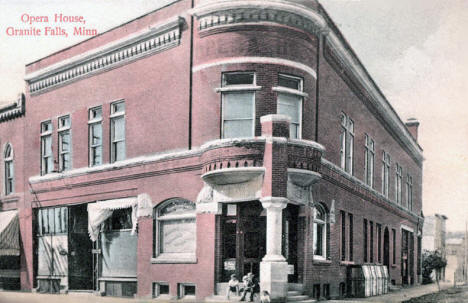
{"left": 87, "top": 197, "right": 137, "bottom": 242}
{"left": 0, "top": 210, "right": 20, "bottom": 256}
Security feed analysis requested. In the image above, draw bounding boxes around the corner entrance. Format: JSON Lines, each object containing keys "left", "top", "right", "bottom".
{"left": 219, "top": 201, "right": 298, "bottom": 283}
{"left": 221, "top": 201, "right": 266, "bottom": 281}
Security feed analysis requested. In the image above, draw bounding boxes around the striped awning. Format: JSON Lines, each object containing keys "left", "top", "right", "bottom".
{"left": 0, "top": 210, "right": 19, "bottom": 256}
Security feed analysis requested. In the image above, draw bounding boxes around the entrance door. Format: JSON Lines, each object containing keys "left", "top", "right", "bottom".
{"left": 384, "top": 228, "right": 390, "bottom": 271}
{"left": 401, "top": 229, "right": 409, "bottom": 285}
{"left": 68, "top": 204, "right": 93, "bottom": 290}
{"left": 239, "top": 202, "right": 266, "bottom": 278}
{"left": 220, "top": 202, "right": 266, "bottom": 281}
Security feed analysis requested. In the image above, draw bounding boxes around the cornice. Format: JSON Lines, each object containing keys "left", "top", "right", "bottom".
{"left": 191, "top": 0, "right": 423, "bottom": 164}
{"left": 0, "top": 94, "right": 25, "bottom": 122}
{"left": 25, "top": 16, "right": 185, "bottom": 95}
{"left": 321, "top": 158, "right": 422, "bottom": 223}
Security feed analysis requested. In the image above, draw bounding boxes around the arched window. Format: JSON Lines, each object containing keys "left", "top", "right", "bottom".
{"left": 4, "top": 144, "right": 14, "bottom": 195}
{"left": 153, "top": 198, "right": 196, "bottom": 262}
{"left": 313, "top": 203, "right": 329, "bottom": 259}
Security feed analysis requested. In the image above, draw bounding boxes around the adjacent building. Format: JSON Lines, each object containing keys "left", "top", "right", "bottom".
{"left": 0, "top": 0, "right": 424, "bottom": 301}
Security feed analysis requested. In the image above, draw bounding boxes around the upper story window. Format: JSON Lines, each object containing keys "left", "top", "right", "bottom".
{"left": 58, "top": 115, "right": 71, "bottom": 171}
{"left": 154, "top": 198, "right": 196, "bottom": 262}
{"left": 89, "top": 106, "right": 103, "bottom": 166}
{"left": 406, "top": 174, "right": 413, "bottom": 210}
{"left": 110, "top": 101, "right": 126, "bottom": 163}
{"left": 221, "top": 72, "right": 256, "bottom": 139}
{"left": 4, "top": 144, "right": 14, "bottom": 195}
{"left": 313, "top": 203, "right": 329, "bottom": 260}
{"left": 364, "top": 134, "right": 375, "bottom": 187}
{"left": 395, "top": 163, "right": 403, "bottom": 204}
{"left": 382, "top": 151, "right": 391, "bottom": 198}
{"left": 40, "top": 120, "right": 53, "bottom": 175}
{"left": 340, "top": 113, "right": 354, "bottom": 174}
{"left": 275, "top": 74, "right": 304, "bottom": 139}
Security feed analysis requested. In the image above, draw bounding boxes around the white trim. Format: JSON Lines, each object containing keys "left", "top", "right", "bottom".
{"left": 401, "top": 225, "right": 414, "bottom": 233}
{"left": 193, "top": 56, "right": 317, "bottom": 79}
{"left": 260, "top": 114, "right": 291, "bottom": 123}
{"left": 215, "top": 85, "right": 262, "bottom": 92}
{"left": 273, "top": 86, "right": 309, "bottom": 98}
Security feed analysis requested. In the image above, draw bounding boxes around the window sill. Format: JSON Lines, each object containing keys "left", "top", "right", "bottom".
{"left": 340, "top": 261, "right": 355, "bottom": 266}
{"left": 151, "top": 254, "right": 197, "bottom": 264}
{"left": 215, "top": 85, "right": 262, "bottom": 92}
{"left": 272, "top": 86, "right": 308, "bottom": 98}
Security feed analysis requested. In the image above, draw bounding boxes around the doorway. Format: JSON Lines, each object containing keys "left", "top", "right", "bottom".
{"left": 384, "top": 228, "right": 390, "bottom": 271}
{"left": 221, "top": 202, "right": 266, "bottom": 281}
{"left": 68, "top": 204, "right": 93, "bottom": 290}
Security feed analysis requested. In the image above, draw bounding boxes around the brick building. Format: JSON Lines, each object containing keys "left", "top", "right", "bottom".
{"left": 0, "top": 0, "right": 424, "bottom": 301}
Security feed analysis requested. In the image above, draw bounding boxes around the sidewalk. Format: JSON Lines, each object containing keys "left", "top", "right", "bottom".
{"left": 327, "top": 282, "right": 452, "bottom": 303}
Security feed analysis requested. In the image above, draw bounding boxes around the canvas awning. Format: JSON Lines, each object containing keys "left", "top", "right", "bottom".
{"left": 87, "top": 197, "right": 137, "bottom": 242}
{"left": 0, "top": 210, "right": 20, "bottom": 256}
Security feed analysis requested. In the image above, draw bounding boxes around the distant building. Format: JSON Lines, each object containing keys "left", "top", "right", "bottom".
{"left": 446, "top": 237, "right": 465, "bottom": 283}
{"left": 422, "top": 214, "right": 448, "bottom": 279}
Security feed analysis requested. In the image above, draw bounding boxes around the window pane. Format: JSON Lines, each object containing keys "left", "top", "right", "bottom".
{"left": 223, "top": 92, "right": 254, "bottom": 120}
{"left": 90, "top": 107, "right": 102, "bottom": 120}
{"left": 45, "top": 136, "right": 52, "bottom": 156}
{"left": 223, "top": 120, "right": 253, "bottom": 138}
{"left": 223, "top": 73, "right": 254, "bottom": 86}
{"left": 278, "top": 75, "right": 300, "bottom": 90}
{"left": 160, "top": 218, "right": 196, "bottom": 253}
{"left": 61, "top": 207, "right": 68, "bottom": 233}
{"left": 114, "top": 141, "right": 126, "bottom": 161}
{"left": 314, "top": 224, "right": 323, "bottom": 256}
{"left": 42, "top": 209, "right": 49, "bottom": 234}
{"left": 60, "top": 132, "right": 70, "bottom": 152}
{"left": 38, "top": 209, "right": 43, "bottom": 235}
{"left": 112, "top": 102, "right": 125, "bottom": 114}
{"left": 92, "top": 146, "right": 102, "bottom": 165}
{"left": 91, "top": 123, "right": 102, "bottom": 145}
{"left": 47, "top": 156, "right": 54, "bottom": 173}
{"left": 61, "top": 153, "right": 70, "bottom": 170}
{"left": 48, "top": 208, "right": 55, "bottom": 234}
{"left": 290, "top": 123, "right": 299, "bottom": 139}
{"left": 113, "top": 118, "right": 125, "bottom": 141}
{"left": 55, "top": 208, "right": 61, "bottom": 234}
{"left": 111, "top": 208, "right": 133, "bottom": 230}
{"left": 278, "top": 93, "right": 300, "bottom": 123}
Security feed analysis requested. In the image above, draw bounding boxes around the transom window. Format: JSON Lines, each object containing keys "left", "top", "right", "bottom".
{"left": 110, "top": 101, "right": 126, "bottom": 163}
{"left": 276, "top": 74, "right": 303, "bottom": 139}
{"left": 37, "top": 207, "right": 68, "bottom": 235}
{"left": 313, "top": 203, "right": 329, "bottom": 259}
{"left": 221, "top": 72, "right": 256, "bottom": 139}
{"left": 382, "top": 151, "right": 391, "bottom": 198}
{"left": 89, "top": 106, "right": 103, "bottom": 166}
{"left": 364, "top": 134, "right": 375, "bottom": 187}
{"left": 154, "top": 198, "right": 196, "bottom": 261}
{"left": 340, "top": 113, "right": 354, "bottom": 174}
{"left": 4, "top": 144, "right": 14, "bottom": 195}
{"left": 40, "top": 120, "right": 53, "bottom": 175}
{"left": 58, "top": 115, "right": 71, "bottom": 171}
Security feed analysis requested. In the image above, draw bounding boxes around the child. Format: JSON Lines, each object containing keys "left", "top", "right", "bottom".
{"left": 226, "top": 274, "right": 240, "bottom": 300}
{"left": 260, "top": 290, "right": 271, "bottom": 303}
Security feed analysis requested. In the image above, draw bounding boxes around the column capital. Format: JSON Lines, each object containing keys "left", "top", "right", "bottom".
{"left": 260, "top": 196, "right": 288, "bottom": 210}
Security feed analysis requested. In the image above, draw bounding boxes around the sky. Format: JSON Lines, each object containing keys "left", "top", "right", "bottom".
{"left": 0, "top": 0, "right": 467, "bottom": 231}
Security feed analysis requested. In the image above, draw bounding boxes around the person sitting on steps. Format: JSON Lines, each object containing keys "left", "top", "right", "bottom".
{"left": 225, "top": 274, "right": 240, "bottom": 300}
{"left": 240, "top": 272, "right": 258, "bottom": 302}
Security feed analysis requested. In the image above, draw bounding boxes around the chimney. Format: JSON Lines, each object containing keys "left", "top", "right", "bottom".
{"left": 405, "top": 118, "right": 420, "bottom": 141}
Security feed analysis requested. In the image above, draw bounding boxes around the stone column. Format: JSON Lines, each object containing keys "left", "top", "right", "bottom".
{"left": 260, "top": 196, "right": 289, "bottom": 302}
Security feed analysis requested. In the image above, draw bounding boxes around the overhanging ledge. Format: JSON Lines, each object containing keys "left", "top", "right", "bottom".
{"left": 288, "top": 168, "right": 321, "bottom": 187}
{"left": 202, "top": 167, "right": 265, "bottom": 186}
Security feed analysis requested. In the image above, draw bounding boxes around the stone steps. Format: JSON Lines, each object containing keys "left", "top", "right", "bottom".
{"left": 287, "top": 284, "right": 316, "bottom": 303}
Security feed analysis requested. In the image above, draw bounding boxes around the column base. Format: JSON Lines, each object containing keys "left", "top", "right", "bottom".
{"left": 260, "top": 261, "right": 288, "bottom": 302}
